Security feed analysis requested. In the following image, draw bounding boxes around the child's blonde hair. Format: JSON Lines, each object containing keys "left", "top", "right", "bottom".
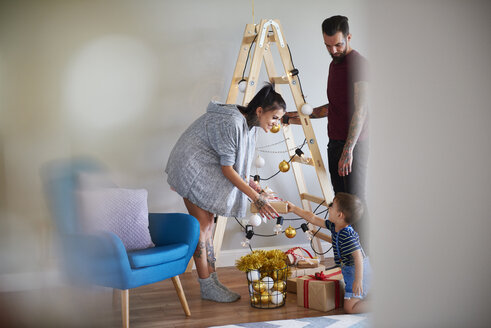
{"left": 334, "top": 192, "right": 364, "bottom": 225}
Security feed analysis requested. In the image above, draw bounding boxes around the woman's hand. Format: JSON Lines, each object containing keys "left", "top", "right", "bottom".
{"left": 254, "top": 194, "right": 278, "bottom": 220}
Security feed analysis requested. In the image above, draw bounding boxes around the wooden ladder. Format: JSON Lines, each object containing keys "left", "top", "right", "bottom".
{"left": 187, "top": 19, "right": 334, "bottom": 272}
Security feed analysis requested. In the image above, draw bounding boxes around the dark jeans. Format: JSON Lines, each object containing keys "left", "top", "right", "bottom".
{"left": 328, "top": 139, "right": 369, "bottom": 252}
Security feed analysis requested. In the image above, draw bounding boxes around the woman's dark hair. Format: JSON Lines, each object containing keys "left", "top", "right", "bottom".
{"left": 322, "top": 15, "right": 349, "bottom": 38}
{"left": 244, "top": 83, "right": 286, "bottom": 115}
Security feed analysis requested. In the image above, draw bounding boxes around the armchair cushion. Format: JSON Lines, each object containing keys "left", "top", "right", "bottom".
{"left": 127, "top": 243, "right": 189, "bottom": 269}
{"left": 77, "top": 188, "right": 154, "bottom": 251}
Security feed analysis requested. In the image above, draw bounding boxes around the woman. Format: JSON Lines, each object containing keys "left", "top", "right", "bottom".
{"left": 165, "top": 84, "right": 286, "bottom": 302}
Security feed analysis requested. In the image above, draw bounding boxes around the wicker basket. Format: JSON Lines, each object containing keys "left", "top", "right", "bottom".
{"left": 246, "top": 266, "right": 288, "bottom": 309}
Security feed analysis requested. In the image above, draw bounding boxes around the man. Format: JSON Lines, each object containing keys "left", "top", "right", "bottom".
{"left": 284, "top": 15, "right": 369, "bottom": 245}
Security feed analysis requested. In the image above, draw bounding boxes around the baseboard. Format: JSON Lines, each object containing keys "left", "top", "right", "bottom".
{"left": 215, "top": 242, "right": 333, "bottom": 268}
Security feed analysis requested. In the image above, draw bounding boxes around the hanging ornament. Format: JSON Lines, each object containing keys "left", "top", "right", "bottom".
{"left": 249, "top": 214, "right": 262, "bottom": 227}
{"left": 284, "top": 225, "right": 297, "bottom": 238}
{"left": 254, "top": 155, "right": 265, "bottom": 168}
{"left": 301, "top": 103, "right": 313, "bottom": 116}
{"left": 279, "top": 160, "right": 290, "bottom": 172}
{"left": 238, "top": 79, "right": 247, "bottom": 93}
{"left": 270, "top": 124, "right": 280, "bottom": 133}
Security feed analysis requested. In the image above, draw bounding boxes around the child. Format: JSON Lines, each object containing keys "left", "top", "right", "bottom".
{"left": 287, "top": 192, "right": 371, "bottom": 314}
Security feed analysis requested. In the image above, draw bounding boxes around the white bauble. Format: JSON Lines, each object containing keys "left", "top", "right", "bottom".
{"left": 249, "top": 214, "right": 262, "bottom": 227}
{"left": 270, "top": 290, "right": 284, "bottom": 305}
{"left": 247, "top": 270, "right": 261, "bottom": 282}
{"left": 301, "top": 103, "right": 313, "bottom": 116}
{"left": 261, "top": 276, "right": 274, "bottom": 290}
{"left": 238, "top": 80, "right": 247, "bottom": 93}
{"left": 254, "top": 155, "right": 265, "bottom": 168}
{"left": 249, "top": 283, "right": 255, "bottom": 295}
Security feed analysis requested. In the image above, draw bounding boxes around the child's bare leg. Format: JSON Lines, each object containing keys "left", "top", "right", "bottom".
{"left": 344, "top": 298, "right": 370, "bottom": 314}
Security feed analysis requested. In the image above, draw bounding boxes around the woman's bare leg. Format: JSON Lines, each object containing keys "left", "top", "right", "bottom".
{"left": 183, "top": 198, "right": 214, "bottom": 279}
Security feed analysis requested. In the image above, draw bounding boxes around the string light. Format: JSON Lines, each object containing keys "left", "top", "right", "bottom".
{"left": 241, "top": 225, "right": 254, "bottom": 247}
{"left": 301, "top": 223, "right": 313, "bottom": 240}
{"left": 273, "top": 216, "right": 284, "bottom": 235}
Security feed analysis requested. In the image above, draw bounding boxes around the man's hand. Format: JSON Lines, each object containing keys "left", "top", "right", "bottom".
{"left": 338, "top": 148, "right": 353, "bottom": 176}
{"left": 281, "top": 112, "right": 299, "bottom": 126}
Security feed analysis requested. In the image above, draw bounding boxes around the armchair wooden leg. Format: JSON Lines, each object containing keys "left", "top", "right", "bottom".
{"left": 121, "top": 289, "right": 129, "bottom": 328}
{"left": 171, "top": 276, "right": 191, "bottom": 316}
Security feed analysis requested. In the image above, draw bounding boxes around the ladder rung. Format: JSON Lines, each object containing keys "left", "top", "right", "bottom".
{"left": 270, "top": 77, "right": 289, "bottom": 84}
{"left": 291, "top": 157, "right": 314, "bottom": 166}
{"left": 300, "top": 193, "right": 326, "bottom": 205}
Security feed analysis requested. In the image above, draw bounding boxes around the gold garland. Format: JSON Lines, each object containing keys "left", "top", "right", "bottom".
{"left": 235, "top": 249, "right": 290, "bottom": 276}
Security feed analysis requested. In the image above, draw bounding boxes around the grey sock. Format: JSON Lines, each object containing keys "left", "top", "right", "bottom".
{"left": 210, "top": 272, "right": 241, "bottom": 299}
{"left": 198, "top": 276, "right": 240, "bottom": 303}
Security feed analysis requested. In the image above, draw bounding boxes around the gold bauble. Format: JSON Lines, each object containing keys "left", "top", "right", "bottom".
{"left": 251, "top": 294, "right": 260, "bottom": 305}
{"left": 279, "top": 160, "right": 290, "bottom": 172}
{"left": 284, "top": 225, "right": 297, "bottom": 238}
{"left": 253, "top": 281, "right": 267, "bottom": 293}
{"left": 260, "top": 291, "right": 271, "bottom": 304}
{"left": 273, "top": 281, "right": 286, "bottom": 292}
{"left": 272, "top": 270, "right": 284, "bottom": 281}
{"left": 270, "top": 124, "right": 280, "bottom": 133}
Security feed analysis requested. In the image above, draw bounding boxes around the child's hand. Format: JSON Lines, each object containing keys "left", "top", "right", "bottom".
{"left": 286, "top": 201, "right": 296, "bottom": 213}
{"left": 352, "top": 279, "right": 363, "bottom": 297}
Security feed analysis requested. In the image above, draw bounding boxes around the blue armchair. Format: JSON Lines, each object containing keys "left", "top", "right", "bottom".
{"left": 42, "top": 158, "right": 200, "bottom": 327}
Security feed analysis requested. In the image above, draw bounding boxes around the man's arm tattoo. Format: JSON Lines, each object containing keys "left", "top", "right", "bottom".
{"left": 344, "top": 82, "right": 368, "bottom": 152}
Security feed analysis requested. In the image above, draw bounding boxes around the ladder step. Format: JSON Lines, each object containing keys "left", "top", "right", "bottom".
{"left": 291, "top": 157, "right": 314, "bottom": 166}
{"left": 270, "top": 77, "right": 289, "bottom": 84}
{"left": 300, "top": 193, "right": 326, "bottom": 205}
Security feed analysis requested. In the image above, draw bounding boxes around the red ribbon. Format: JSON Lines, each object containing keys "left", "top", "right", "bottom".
{"left": 302, "top": 269, "right": 342, "bottom": 309}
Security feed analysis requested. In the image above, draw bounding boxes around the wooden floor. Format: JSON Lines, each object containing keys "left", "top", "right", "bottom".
{"left": 0, "top": 260, "right": 345, "bottom": 328}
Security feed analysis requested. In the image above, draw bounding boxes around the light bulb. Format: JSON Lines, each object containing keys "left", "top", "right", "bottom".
{"left": 304, "top": 230, "right": 313, "bottom": 240}
{"left": 241, "top": 238, "right": 250, "bottom": 247}
{"left": 274, "top": 216, "right": 284, "bottom": 235}
{"left": 301, "top": 223, "right": 313, "bottom": 240}
{"left": 238, "top": 79, "right": 247, "bottom": 93}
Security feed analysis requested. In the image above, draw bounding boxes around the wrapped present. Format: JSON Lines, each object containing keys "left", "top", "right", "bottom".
{"left": 286, "top": 264, "right": 326, "bottom": 293}
{"left": 285, "top": 247, "right": 319, "bottom": 267}
{"left": 296, "top": 268, "right": 345, "bottom": 312}
{"left": 250, "top": 201, "right": 288, "bottom": 214}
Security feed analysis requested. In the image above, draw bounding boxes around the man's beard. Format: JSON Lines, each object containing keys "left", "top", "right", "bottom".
{"left": 330, "top": 49, "right": 347, "bottom": 64}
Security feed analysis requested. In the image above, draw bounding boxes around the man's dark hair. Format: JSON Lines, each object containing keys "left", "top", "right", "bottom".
{"left": 322, "top": 15, "right": 349, "bottom": 37}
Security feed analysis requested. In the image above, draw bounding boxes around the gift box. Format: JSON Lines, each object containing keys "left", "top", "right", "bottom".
{"left": 250, "top": 201, "right": 288, "bottom": 214}
{"left": 296, "top": 268, "right": 345, "bottom": 312}
{"left": 285, "top": 247, "right": 319, "bottom": 267}
{"left": 286, "top": 264, "right": 326, "bottom": 293}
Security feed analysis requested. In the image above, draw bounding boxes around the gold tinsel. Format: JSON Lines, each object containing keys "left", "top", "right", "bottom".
{"left": 235, "top": 249, "right": 290, "bottom": 277}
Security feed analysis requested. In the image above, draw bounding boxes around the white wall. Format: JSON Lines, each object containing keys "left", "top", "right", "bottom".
{"left": 1, "top": 0, "right": 490, "bottom": 326}
{"left": 0, "top": 0, "right": 368, "bottom": 272}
